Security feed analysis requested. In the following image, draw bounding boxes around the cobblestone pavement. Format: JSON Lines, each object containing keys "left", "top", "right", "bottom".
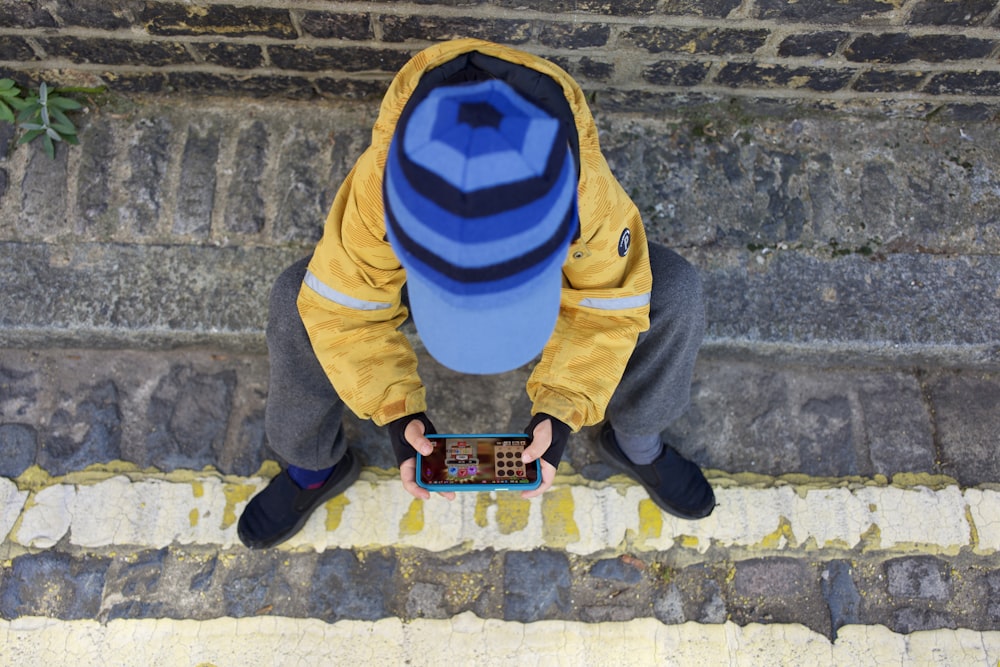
{"left": 1, "top": 96, "right": 999, "bottom": 664}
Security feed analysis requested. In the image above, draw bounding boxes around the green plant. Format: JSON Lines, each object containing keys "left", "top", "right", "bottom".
{"left": 0, "top": 79, "right": 98, "bottom": 159}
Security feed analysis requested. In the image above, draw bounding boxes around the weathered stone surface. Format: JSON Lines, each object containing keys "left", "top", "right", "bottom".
{"left": 39, "top": 380, "right": 122, "bottom": 475}
{"left": 730, "top": 558, "right": 829, "bottom": 635}
{"left": 173, "top": 121, "right": 221, "bottom": 237}
{"left": 20, "top": 139, "right": 69, "bottom": 238}
{"left": 778, "top": 32, "right": 849, "bottom": 57}
{"left": 626, "top": 27, "right": 768, "bottom": 55}
{"left": 0, "top": 552, "right": 110, "bottom": 620}
{"left": 503, "top": 550, "right": 571, "bottom": 622}
{"left": 886, "top": 557, "right": 953, "bottom": 601}
{"left": 0, "top": 423, "right": 36, "bottom": 477}
{"left": 928, "top": 370, "right": 1000, "bottom": 486}
{"left": 822, "top": 560, "right": 861, "bottom": 636}
{"left": 716, "top": 62, "right": 854, "bottom": 92}
{"left": 37, "top": 36, "right": 194, "bottom": 67}
{"left": 755, "top": 0, "right": 895, "bottom": 24}
{"left": 268, "top": 46, "right": 410, "bottom": 73}
{"left": 223, "top": 120, "right": 269, "bottom": 235}
{"left": 121, "top": 116, "right": 172, "bottom": 237}
{"left": 853, "top": 69, "right": 928, "bottom": 93}
{"left": 537, "top": 22, "right": 611, "bottom": 49}
{"left": 310, "top": 549, "right": 397, "bottom": 621}
{"left": 907, "top": 0, "right": 996, "bottom": 25}
{"left": 190, "top": 43, "right": 264, "bottom": 70}
{"left": 144, "top": 365, "right": 235, "bottom": 471}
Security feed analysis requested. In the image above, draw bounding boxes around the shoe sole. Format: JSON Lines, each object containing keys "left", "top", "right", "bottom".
{"left": 238, "top": 448, "right": 362, "bottom": 549}
{"left": 596, "top": 426, "right": 715, "bottom": 521}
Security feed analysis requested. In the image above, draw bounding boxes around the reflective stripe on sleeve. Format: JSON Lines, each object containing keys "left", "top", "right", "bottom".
{"left": 303, "top": 270, "right": 393, "bottom": 311}
{"left": 578, "top": 293, "right": 651, "bottom": 310}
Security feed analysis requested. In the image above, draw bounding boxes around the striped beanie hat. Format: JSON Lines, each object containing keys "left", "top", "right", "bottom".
{"left": 384, "top": 79, "right": 578, "bottom": 374}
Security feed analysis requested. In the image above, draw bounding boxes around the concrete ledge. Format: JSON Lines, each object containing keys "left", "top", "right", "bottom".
{"left": 6, "top": 471, "right": 999, "bottom": 556}
{"left": 2, "top": 614, "right": 998, "bottom": 666}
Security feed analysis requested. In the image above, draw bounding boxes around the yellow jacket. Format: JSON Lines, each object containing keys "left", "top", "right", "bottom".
{"left": 298, "top": 39, "right": 652, "bottom": 431}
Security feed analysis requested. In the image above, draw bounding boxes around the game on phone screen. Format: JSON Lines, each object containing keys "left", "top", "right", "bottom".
{"left": 418, "top": 435, "right": 539, "bottom": 490}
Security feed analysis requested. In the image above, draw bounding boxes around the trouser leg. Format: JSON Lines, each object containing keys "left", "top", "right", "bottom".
{"left": 605, "top": 242, "right": 705, "bottom": 449}
{"left": 263, "top": 255, "right": 348, "bottom": 470}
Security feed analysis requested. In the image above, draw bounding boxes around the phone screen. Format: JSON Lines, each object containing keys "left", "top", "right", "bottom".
{"left": 419, "top": 435, "right": 538, "bottom": 488}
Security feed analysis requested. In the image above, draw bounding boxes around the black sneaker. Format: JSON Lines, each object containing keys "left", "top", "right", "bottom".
{"left": 237, "top": 448, "right": 361, "bottom": 549}
{"left": 597, "top": 422, "right": 715, "bottom": 520}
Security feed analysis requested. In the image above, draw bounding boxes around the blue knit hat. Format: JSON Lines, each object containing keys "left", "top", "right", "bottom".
{"left": 384, "top": 79, "right": 578, "bottom": 374}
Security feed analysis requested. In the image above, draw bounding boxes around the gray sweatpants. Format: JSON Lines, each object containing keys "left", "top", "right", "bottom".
{"left": 263, "top": 242, "right": 705, "bottom": 470}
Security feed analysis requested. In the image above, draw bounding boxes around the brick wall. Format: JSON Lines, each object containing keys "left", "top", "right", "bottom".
{"left": 1, "top": 1, "right": 999, "bottom": 119}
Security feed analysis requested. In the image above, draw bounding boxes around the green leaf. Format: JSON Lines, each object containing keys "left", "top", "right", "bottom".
{"left": 42, "top": 133, "right": 55, "bottom": 159}
{"left": 49, "top": 107, "right": 75, "bottom": 130}
{"left": 0, "top": 102, "right": 13, "bottom": 124}
{"left": 0, "top": 78, "right": 15, "bottom": 91}
{"left": 63, "top": 133, "right": 80, "bottom": 146}
{"left": 20, "top": 122, "right": 45, "bottom": 131}
{"left": 18, "top": 128, "right": 44, "bottom": 144}
{"left": 38, "top": 82, "right": 48, "bottom": 105}
{"left": 48, "top": 96, "right": 82, "bottom": 111}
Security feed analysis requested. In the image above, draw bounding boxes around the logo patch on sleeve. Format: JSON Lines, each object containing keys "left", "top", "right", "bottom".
{"left": 617, "top": 228, "right": 631, "bottom": 257}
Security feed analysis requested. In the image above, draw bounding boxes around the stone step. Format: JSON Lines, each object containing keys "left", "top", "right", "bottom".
{"left": 2, "top": 348, "right": 998, "bottom": 486}
{"left": 2, "top": 241, "right": 998, "bottom": 366}
{"left": 3, "top": 468, "right": 1000, "bottom": 635}
{"left": 2, "top": 614, "right": 998, "bottom": 666}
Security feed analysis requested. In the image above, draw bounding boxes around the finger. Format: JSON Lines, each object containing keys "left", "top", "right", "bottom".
{"left": 399, "top": 458, "right": 430, "bottom": 500}
{"left": 521, "top": 459, "right": 557, "bottom": 499}
{"left": 437, "top": 491, "right": 456, "bottom": 501}
{"left": 522, "top": 418, "right": 553, "bottom": 463}
{"left": 404, "top": 418, "right": 433, "bottom": 456}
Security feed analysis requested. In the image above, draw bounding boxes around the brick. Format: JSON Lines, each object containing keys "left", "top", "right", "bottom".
{"left": 380, "top": 15, "right": 531, "bottom": 44}
{"left": 660, "top": 0, "right": 741, "bottom": 18}
{"left": 778, "top": 31, "right": 850, "bottom": 58}
{"left": 191, "top": 43, "right": 264, "bottom": 70}
{"left": 140, "top": 2, "right": 297, "bottom": 40}
{"left": 549, "top": 56, "right": 615, "bottom": 82}
{"left": 224, "top": 121, "right": 269, "bottom": 235}
{"left": 299, "top": 11, "right": 373, "bottom": 40}
{"left": 492, "top": 0, "right": 658, "bottom": 15}
{"left": 0, "top": 36, "right": 38, "bottom": 62}
{"left": 36, "top": 36, "right": 193, "bottom": 67}
{"left": 643, "top": 60, "right": 712, "bottom": 87}
{"left": 925, "top": 70, "right": 1000, "bottom": 97}
{"left": 538, "top": 22, "right": 611, "bottom": 49}
{"left": 715, "top": 62, "right": 854, "bottom": 92}
{"left": 845, "top": 33, "right": 996, "bottom": 64}
{"left": 853, "top": 69, "right": 927, "bottom": 93}
{"left": 269, "top": 45, "right": 410, "bottom": 73}
{"left": 53, "top": 0, "right": 131, "bottom": 30}
{"left": 0, "top": 0, "right": 56, "bottom": 28}
{"left": 755, "top": 0, "right": 894, "bottom": 24}
{"left": 314, "top": 77, "right": 389, "bottom": 100}
{"left": 907, "top": 0, "right": 995, "bottom": 25}
{"left": 625, "top": 26, "right": 768, "bottom": 55}
{"left": 173, "top": 122, "right": 221, "bottom": 237}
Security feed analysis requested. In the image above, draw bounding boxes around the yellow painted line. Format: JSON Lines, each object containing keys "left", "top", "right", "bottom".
{"left": 5, "top": 472, "right": 1000, "bottom": 556}
{"left": 1, "top": 615, "right": 998, "bottom": 666}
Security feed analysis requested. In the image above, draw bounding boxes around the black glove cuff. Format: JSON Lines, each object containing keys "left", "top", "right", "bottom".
{"left": 387, "top": 412, "right": 437, "bottom": 466}
{"left": 524, "top": 412, "right": 571, "bottom": 469}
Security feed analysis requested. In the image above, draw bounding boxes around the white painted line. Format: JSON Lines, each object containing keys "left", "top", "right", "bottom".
{"left": 1, "top": 614, "right": 998, "bottom": 666}
{"left": 6, "top": 473, "right": 999, "bottom": 556}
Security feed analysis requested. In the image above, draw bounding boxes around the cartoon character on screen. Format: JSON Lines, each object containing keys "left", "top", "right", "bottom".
{"left": 445, "top": 440, "right": 479, "bottom": 479}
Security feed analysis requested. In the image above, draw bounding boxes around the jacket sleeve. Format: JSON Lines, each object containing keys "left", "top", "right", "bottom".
{"left": 296, "top": 147, "right": 427, "bottom": 426}
{"left": 526, "top": 156, "right": 652, "bottom": 432}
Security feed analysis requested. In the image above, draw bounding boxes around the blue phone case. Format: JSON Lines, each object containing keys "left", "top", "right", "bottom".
{"left": 416, "top": 433, "right": 542, "bottom": 492}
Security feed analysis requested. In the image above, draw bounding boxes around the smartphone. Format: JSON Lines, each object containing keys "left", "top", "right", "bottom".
{"left": 416, "top": 434, "right": 541, "bottom": 492}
